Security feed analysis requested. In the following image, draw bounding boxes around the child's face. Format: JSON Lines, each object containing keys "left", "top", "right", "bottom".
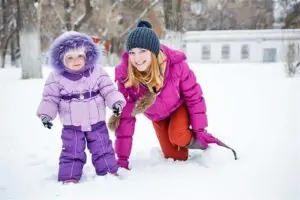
{"left": 64, "top": 53, "right": 86, "bottom": 71}
{"left": 128, "top": 48, "right": 152, "bottom": 72}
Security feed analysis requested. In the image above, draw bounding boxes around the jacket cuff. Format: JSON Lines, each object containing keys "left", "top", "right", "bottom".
{"left": 113, "top": 100, "right": 125, "bottom": 109}
{"left": 40, "top": 114, "right": 52, "bottom": 121}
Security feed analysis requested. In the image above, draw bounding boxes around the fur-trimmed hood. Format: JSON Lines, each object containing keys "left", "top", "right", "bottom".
{"left": 49, "top": 31, "right": 100, "bottom": 73}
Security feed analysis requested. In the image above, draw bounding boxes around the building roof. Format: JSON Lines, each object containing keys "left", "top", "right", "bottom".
{"left": 183, "top": 29, "right": 300, "bottom": 42}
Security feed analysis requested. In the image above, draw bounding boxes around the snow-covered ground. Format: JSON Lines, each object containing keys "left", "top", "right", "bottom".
{"left": 0, "top": 63, "right": 299, "bottom": 200}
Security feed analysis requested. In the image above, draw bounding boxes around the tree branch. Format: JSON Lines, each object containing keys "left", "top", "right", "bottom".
{"left": 70, "top": 0, "right": 79, "bottom": 11}
{"left": 50, "top": 0, "right": 65, "bottom": 27}
{"left": 73, "top": 0, "right": 93, "bottom": 31}
{"left": 131, "top": 0, "right": 143, "bottom": 9}
{"left": 106, "top": 0, "right": 121, "bottom": 24}
{"left": 37, "top": 0, "right": 44, "bottom": 29}
{"left": 102, "top": 0, "right": 123, "bottom": 38}
{"left": 120, "top": 0, "right": 160, "bottom": 38}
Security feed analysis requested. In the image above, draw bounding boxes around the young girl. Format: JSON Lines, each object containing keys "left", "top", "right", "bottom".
{"left": 37, "top": 31, "right": 125, "bottom": 183}
{"left": 109, "top": 21, "right": 237, "bottom": 170}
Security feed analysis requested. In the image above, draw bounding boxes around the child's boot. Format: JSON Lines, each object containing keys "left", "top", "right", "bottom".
{"left": 62, "top": 179, "right": 78, "bottom": 184}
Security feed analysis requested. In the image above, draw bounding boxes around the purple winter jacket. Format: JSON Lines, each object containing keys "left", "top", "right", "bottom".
{"left": 37, "top": 31, "right": 125, "bottom": 132}
{"left": 114, "top": 45, "right": 208, "bottom": 168}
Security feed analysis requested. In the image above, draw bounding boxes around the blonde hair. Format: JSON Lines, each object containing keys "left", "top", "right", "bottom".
{"left": 125, "top": 51, "right": 166, "bottom": 92}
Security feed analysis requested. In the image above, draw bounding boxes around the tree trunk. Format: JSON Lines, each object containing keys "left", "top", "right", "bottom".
{"left": 0, "top": 50, "right": 5, "bottom": 68}
{"left": 163, "top": 0, "right": 181, "bottom": 31}
{"left": 163, "top": 0, "right": 183, "bottom": 50}
{"left": 1, "top": 0, "right": 8, "bottom": 68}
{"left": 10, "top": 32, "right": 20, "bottom": 67}
{"left": 0, "top": 50, "right": 4, "bottom": 68}
{"left": 64, "top": 0, "right": 72, "bottom": 31}
{"left": 10, "top": 37, "right": 15, "bottom": 66}
{"left": 0, "top": 36, "right": 10, "bottom": 68}
{"left": 19, "top": 0, "right": 42, "bottom": 79}
{"left": 73, "top": 0, "right": 93, "bottom": 31}
{"left": 15, "top": 0, "right": 21, "bottom": 67}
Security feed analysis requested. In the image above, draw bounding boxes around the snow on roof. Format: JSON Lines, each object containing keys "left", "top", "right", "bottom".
{"left": 183, "top": 29, "right": 300, "bottom": 42}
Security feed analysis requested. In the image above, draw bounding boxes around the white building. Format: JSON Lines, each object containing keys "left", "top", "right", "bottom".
{"left": 183, "top": 29, "right": 300, "bottom": 63}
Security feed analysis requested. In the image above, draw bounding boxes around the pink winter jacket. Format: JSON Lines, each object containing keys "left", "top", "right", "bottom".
{"left": 114, "top": 45, "right": 208, "bottom": 168}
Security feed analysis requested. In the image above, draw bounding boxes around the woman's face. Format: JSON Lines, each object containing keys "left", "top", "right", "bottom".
{"left": 128, "top": 48, "right": 152, "bottom": 72}
{"left": 64, "top": 53, "right": 86, "bottom": 71}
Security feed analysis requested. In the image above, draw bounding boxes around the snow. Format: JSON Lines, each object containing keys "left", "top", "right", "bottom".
{"left": 0, "top": 63, "right": 299, "bottom": 200}
{"left": 183, "top": 29, "right": 300, "bottom": 41}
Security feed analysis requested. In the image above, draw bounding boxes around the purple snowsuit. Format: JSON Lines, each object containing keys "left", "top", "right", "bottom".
{"left": 37, "top": 31, "right": 126, "bottom": 181}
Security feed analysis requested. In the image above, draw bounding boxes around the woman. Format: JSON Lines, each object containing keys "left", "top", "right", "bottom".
{"left": 109, "top": 20, "right": 237, "bottom": 170}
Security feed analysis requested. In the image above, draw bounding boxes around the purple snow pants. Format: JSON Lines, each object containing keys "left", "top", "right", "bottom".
{"left": 58, "top": 121, "right": 118, "bottom": 182}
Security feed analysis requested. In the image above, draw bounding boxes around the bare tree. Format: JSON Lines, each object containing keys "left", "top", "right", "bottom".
{"left": 19, "top": 0, "right": 42, "bottom": 79}
{"left": 271, "top": 0, "right": 300, "bottom": 28}
{"left": 84, "top": 0, "right": 161, "bottom": 64}
{"left": 275, "top": 0, "right": 299, "bottom": 10}
{"left": 284, "top": 2, "right": 300, "bottom": 28}
{"left": 120, "top": 0, "right": 160, "bottom": 37}
{"left": 182, "top": 0, "right": 274, "bottom": 30}
{"left": 283, "top": 42, "right": 300, "bottom": 77}
{"left": 64, "top": 0, "right": 72, "bottom": 30}
{"left": 38, "top": 0, "right": 162, "bottom": 66}
{"left": 0, "top": 0, "right": 19, "bottom": 68}
{"left": 49, "top": 0, "right": 93, "bottom": 31}
{"left": 0, "top": 0, "right": 8, "bottom": 68}
{"left": 163, "top": 0, "right": 182, "bottom": 32}
{"left": 11, "top": 0, "right": 21, "bottom": 67}
{"left": 73, "top": 0, "right": 93, "bottom": 31}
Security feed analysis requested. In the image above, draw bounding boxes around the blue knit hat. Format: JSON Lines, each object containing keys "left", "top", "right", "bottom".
{"left": 126, "top": 20, "right": 160, "bottom": 56}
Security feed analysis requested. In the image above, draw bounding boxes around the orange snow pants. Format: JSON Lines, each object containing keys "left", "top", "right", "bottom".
{"left": 152, "top": 104, "right": 192, "bottom": 161}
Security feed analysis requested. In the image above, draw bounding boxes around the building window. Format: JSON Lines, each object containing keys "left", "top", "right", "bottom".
{"left": 202, "top": 45, "right": 211, "bottom": 60}
{"left": 263, "top": 48, "right": 277, "bottom": 62}
{"left": 221, "top": 44, "right": 230, "bottom": 60}
{"left": 241, "top": 44, "right": 250, "bottom": 60}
